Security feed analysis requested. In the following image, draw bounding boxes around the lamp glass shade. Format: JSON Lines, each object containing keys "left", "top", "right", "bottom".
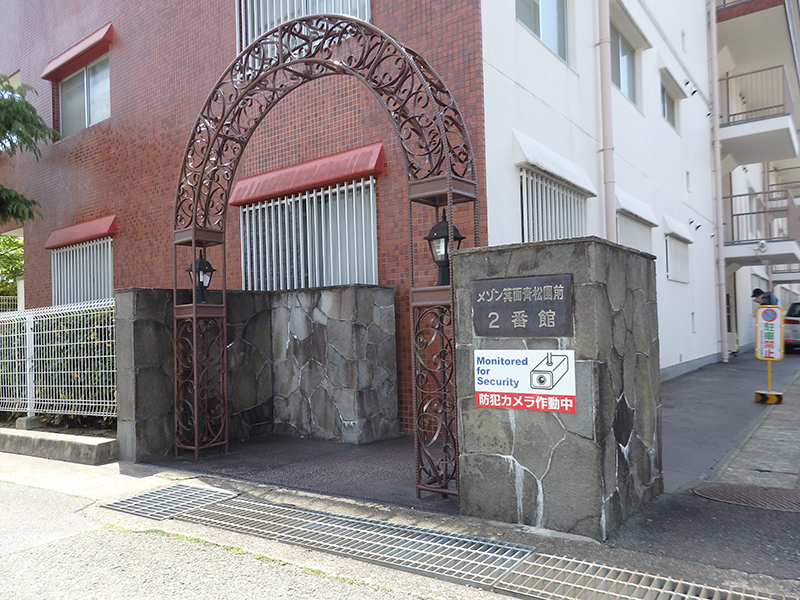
{"left": 430, "top": 237, "right": 447, "bottom": 264}
{"left": 424, "top": 210, "right": 465, "bottom": 267}
{"left": 186, "top": 254, "right": 215, "bottom": 290}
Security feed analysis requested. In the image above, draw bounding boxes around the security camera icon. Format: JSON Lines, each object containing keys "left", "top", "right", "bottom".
{"left": 530, "top": 353, "right": 569, "bottom": 390}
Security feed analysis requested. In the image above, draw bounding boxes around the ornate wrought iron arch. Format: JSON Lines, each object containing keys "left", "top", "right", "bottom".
{"left": 172, "top": 15, "right": 478, "bottom": 499}
{"left": 173, "top": 14, "right": 477, "bottom": 238}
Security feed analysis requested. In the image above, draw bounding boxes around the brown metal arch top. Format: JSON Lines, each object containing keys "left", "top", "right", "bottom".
{"left": 173, "top": 14, "right": 477, "bottom": 238}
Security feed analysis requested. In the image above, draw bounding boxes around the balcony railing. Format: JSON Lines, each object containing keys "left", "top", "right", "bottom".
{"left": 769, "top": 166, "right": 800, "bottom": 193}
{"left": 773, "top": 263, "right": 800, "bottom": 273}
{"left": 716, "top": 0, "right": 756, "bottom": 8}
{"left": 719, "top": 66, "right": 793, "bottom": 126}
{"left": 724, "top": 189, "right": 799, "bottom": 244}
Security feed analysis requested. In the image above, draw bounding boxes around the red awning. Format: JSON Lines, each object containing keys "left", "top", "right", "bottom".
{"left": 41, "top": 23, "right": 114, "bottom": 81}
{"left": 45, "top": 215, "right": 117, "bottom": 249}
{"left": 229, "top": 142, "right": 384, "bottom": 207}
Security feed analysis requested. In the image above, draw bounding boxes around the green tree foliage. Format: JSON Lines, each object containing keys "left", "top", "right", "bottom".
{"left": 0, "top": 74, "right": 58, "bottom": 225}
{"left": 0, "top": 234, "right": 23, "bottom": 296}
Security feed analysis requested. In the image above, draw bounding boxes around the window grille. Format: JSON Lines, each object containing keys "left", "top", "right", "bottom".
{"left": 617, "top": 212, "right": 653, "bottom": 253}
{"left": 0, "top": 299, "right": 116, "bottom": 417}
{"left": 520, "top": 167, "right": 587, "bottom": 243}
{"left": 666, "top": 235, "right": 690, "bottom": 283}
{"left": 51, "top": 237, "right": 114, "bottom": 306}
{"left": 240, "top": 177, "right": 377, "bottom": 291}
{"left": 237, "top": 0, "right": 371, "bottom": 51}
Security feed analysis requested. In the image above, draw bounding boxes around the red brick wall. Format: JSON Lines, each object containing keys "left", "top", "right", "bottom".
{"left": 0, "top": 1, "right": 487, "bottom": 433}
{"left": 0, "top": 0, "right": 236, "bottom": 306}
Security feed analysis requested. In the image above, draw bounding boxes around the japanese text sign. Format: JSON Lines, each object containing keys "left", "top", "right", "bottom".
{"left": 474, "top": 349, "right": 577, "bottom": 413}
{"left": 471, "top": 275, "right": 573, "bottom": 338}
{"left": 755, "top": 305, "right": 784, "bottom": 361}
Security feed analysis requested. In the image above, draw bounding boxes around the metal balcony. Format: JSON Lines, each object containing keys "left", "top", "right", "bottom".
{"left": 723, "top": 188, "right": 800, "bottom": 268}
{"left": 718, "top": 67, "right": 799, "bottom": 165}
{"left": 772, "top": 262, "right": 800, "bottom": 283}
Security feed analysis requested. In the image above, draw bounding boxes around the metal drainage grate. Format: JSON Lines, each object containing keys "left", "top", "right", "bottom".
{"left": 694, "top": 484, "right": 800, "bottom": 513}
{"left": 103, "top": 484, "right": 237, "bottom": 520}
{"left": 179, "top": 496, "right": 533, "bottom": 587}
{"left": 495, "top": 553, "right": 793, "bottom": 600}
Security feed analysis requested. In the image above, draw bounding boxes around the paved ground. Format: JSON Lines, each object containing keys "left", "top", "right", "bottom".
{"left": 2, "top": 350, "right": 800, "bottom": 598}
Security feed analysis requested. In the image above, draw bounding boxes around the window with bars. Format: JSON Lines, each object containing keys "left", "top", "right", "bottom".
{"left": 665, "top": 235, "right": 690, "bottom": 283}
{"left": 617, "top": 212, "right": 653, "bottom": 253}
{"left": 240, "top": 177, "right": 377, "bottom": 291}
{"left": 520, "top": 167, "right": 588, "bottom": 243}
{"left": 237, "top": 0, "right": 371, "bottom": 51}
{"left": 51, "top": 237, "right": 114, "bottom": 305}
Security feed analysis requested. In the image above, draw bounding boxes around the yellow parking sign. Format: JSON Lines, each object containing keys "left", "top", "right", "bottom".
{"left": 755, "top": 305, "right": 783, "bottom": 361}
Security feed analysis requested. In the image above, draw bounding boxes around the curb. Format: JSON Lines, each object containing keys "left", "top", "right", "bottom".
{"left": 0, "top": 428, "right": 118, "bottom": 465}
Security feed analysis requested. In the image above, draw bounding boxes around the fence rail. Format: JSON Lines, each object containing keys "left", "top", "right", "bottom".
{"left": 719, "top": 66, "right": 793, "bottom": 126}
{"left": 0, "top": 296, "right": 17, "bottom": 312}
{"left": 724, "top": 189, "right": 799, "bottom": 244}
{"left": 0, "top": 299, "right": 116, "bottom": 418}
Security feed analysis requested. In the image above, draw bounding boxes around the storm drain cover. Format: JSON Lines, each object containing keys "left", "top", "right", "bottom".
{"left": 179, "top": 496, "right": 534, "bottom": 587}
{"left": 103, "top": 484, "right": 237, "bottom": 520}
{"left": 495, "top": 552, "right": 793, "bottom": 600}
{"left": 693, "top": 484, "right": 800, "bottom": 513}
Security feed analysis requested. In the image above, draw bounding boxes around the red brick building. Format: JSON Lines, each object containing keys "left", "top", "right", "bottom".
{"left": 0, "top": 1, "right": 487, "bottom": 432}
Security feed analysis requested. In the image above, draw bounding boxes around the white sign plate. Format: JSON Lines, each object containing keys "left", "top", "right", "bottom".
{"left": 474, "top": 349, "right": 577, "bottom": 413}
{"left": 755, "top": 305, "right": 783, "bottom": 361}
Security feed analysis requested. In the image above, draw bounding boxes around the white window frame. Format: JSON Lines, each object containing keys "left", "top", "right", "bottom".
{"left": 240, "top": 177, "right": 377, "bottom": 291}
{"left": 58, "top": 54, "right": 110, "bottom": 137}
{"left": 51, "top": 237, "right": 114, "bottom": 305}
{"left": 611, "top": 24, "right": 636, "bottom": 103}
{"left": 665, "top": 235, "right": 690, "bottom": 283}
{"left": 520, "top": 166, "right": 588, "bottom": 243}
{"left": 515, "top": 0, "right": 568, "bottom": 61}
{"left": 661, "top": 84, "right": 676, "bottom": 127}
{"left": 237, "top": 0, "right": 371, "bottom": 52}
{"left": 659, "top": 69, "right": 686, "bottom": 131}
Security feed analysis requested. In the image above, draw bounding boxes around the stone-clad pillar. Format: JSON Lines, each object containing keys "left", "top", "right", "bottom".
{"left": 453, "top": 237, "right": 661, "bottom": 540}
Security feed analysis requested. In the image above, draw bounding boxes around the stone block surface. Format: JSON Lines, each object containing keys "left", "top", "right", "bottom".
{"left": 453, "top": 238, "right": 660, "bottom": 541}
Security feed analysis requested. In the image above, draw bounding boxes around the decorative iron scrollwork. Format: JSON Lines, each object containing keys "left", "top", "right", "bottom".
{"left": 413, "top": 304, "right": 458, "bottom": 497}
{"left": 173, "top": 14, "right": 475, "bottom": 234}
{"left": 174, "top": 316, "right": 227, "bottom": 457}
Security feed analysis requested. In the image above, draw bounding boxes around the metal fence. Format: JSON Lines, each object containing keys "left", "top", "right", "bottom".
{"left": 0, "top": 296, "right": 17, "bottom": 312}
{"left": 0, "top": 298, "right": 116, "bottom": 417}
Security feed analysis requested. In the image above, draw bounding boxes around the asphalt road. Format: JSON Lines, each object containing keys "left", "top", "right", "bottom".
{"left": 0, "top": 479, "right": 500, "bottom": 600}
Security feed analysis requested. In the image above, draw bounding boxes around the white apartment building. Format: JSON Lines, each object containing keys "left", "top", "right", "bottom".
{"left": 482, "top": 0, "right": 800, "bottom": 378}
